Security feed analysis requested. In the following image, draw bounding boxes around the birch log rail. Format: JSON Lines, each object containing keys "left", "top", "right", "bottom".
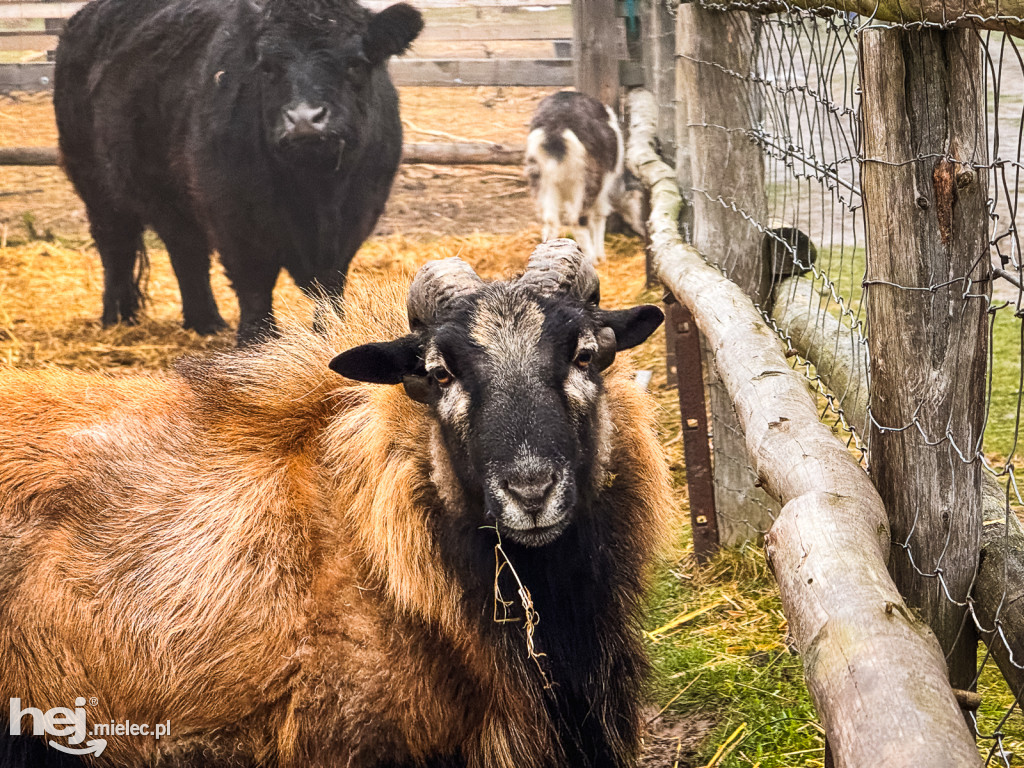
{"left": 627, "top": 88, "right": 982, "bottom": 768}
{"left": 0, "top": 146, "right": 59, "bottom": 166}
{"left": 769, "top": 277, "right": 868, "bottom": 436}
{"left": 0, "top": 144, "right": 527, "bottom": 167}
{"left": 769, "top": 275, "right": 1024, "bottom": 709}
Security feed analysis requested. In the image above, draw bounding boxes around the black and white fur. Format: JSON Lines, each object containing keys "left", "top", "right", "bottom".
{"left": 525, "top": 92, "right": 643, "bottom": 263}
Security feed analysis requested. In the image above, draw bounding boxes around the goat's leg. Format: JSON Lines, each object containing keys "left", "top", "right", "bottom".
{"left": 589, "top": 170, "right": 618, "bottom": 263}
{"left": 566, "top": 185, "right": 595, "bottom": 260}
{"left": 539, "top": 188, "right": 561, "bottom": 242}
{"left": 541, "top": 220, "right": 560, "bottom": 242}
{"left": 572, "top": 220, "right": 595, "bottom": 263}
{"left": 589, "top": 213, "right": 608, "bottom": 263}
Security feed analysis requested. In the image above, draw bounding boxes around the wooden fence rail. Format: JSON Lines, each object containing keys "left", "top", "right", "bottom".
{"left": 0, "top": 60, "right": 575, "bottom": 92}
{"left": 0, "top": 8, "right": 566, "bottom": 51}
{"left": 360, "top": 0, "right": 570, "bottom": 8}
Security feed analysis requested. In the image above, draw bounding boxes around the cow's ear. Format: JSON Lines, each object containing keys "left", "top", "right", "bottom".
{"left": 365, "top": 3, "right": 424, "bottom": 64}
{"left": 329, "top": 335, "right": 423, "bottom": 385}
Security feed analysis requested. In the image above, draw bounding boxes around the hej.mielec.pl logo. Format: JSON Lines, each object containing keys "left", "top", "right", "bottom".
{"left": 9, "top": 697, "right": 171, "bottom": 757}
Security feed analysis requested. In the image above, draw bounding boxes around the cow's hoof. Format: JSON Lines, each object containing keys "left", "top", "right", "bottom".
{"left": 101, "top": 308, "right": 139, "bottom": 327}
{"left": 184, "top": 315, "right": 229, "bottom": 336}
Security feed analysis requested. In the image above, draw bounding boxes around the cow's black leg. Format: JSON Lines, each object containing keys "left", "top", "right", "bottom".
{"left": 88, "top": 210, "right": 145, "bottom": 327}
{"left": 151, "top": 213, "right": 227, "bottom": 335}
{"left": 225, "top": 258, "right": 281, "bottom": 345}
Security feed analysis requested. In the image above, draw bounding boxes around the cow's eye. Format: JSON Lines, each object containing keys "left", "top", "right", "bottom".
{"left": 575, "top": 350, "right": 594, "bottom": 369}
{"left": 346, "top": 55, "right": 370, "bottom": 80}
{"left": 430, "top": 367, "right": 453, "bottom": 387}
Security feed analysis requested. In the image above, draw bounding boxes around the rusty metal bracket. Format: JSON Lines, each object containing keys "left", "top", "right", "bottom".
{"left": 666, "top": 298, "right": 719, "bottom": 562}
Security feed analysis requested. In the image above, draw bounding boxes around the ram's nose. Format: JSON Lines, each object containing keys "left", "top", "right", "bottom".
{"left": 282, "top": 102, "right": 330, "bottom": 138}
{"left": 503, "top": 470, "right": 556, "bottom": 514}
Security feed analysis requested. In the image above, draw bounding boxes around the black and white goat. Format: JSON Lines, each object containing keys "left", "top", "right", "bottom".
{"left": 525, "top": 91, "right": 644, "bottom": 263}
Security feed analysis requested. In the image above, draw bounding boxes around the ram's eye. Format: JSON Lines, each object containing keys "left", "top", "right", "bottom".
{"left": 575, "top": 350, "right": 594, "bottom": 369}
{"left": 430, "top": 367, "right": 453, "bottom": 386}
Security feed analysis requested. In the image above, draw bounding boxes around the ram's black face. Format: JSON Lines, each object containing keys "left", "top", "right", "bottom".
{"left": 330, "top": 244, "right": 663, "bottom": 547}
{"left": 250, "top": 1, "right": 422, "bottom": 164}
{"left": 416, "top": 286, "right": 614, "bottom": 546}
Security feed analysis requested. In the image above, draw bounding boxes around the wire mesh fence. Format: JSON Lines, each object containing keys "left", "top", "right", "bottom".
{"left": 646, "top": 0, "right": 1024, "bottom": 761}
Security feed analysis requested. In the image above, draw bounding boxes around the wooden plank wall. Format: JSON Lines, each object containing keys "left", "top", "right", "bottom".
{"left": 0, "top": 0, "right": 576, "bottom": 90}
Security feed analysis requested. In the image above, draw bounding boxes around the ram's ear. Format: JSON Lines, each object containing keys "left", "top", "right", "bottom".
{"left": 329, "top": 335, "right": 422, "bottom": 385}
{"left": 597, "top": 305, "right": 665, "bottom": 351}
{"left": 365, "top": 3, "right": 424, "bottom": 64}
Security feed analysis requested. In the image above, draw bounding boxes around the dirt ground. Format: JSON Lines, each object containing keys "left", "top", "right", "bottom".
{"left": 639, "top": 710, "right": 716, "bottom": 768}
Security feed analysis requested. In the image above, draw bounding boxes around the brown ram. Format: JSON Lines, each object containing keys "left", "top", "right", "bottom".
{"left": 0, "top": 240, "right": 671, "bottom": 767}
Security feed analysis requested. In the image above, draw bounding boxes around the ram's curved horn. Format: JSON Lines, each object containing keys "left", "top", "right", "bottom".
{"left": 407, "top": 257, "right": 484, "bottom": 329}
{"left": 517, "top": 238, "right": 600, "bottom": 306}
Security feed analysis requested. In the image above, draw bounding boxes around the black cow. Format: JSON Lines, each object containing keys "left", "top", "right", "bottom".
{"left": 54, "top": 0, "right": 423, "bottom": 343}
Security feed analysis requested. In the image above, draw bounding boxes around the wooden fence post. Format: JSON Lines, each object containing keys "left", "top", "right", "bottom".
{"left": 572, "top": 0, "right": 621, "bottom": 105}
{"left": 673, "top": 4, "right": 693, "bottom": 245}
{"left": 677, "top": 3, "right": 777, "bottom": 544}
{"left": 641, "top": 0, "right": 677, "bottom": 160}
{"left": 860, "top": 27, "right": 989, "bottom": 716}
{"left": 641, "top": 0, "right": 678, "bottom": 288}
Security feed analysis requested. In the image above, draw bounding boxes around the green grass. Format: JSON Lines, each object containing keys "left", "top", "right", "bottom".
{"left": 812, "top": 245, "right": 866, "bottom": 319}
{"left": 644, "top": 547, "right": 824, "bottom": 767}
{"left": 985, "top": 307, "right": 1024, "bottom": 466}
{"left": 977, "top": 661, "right": 1024, "bottom": 763}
